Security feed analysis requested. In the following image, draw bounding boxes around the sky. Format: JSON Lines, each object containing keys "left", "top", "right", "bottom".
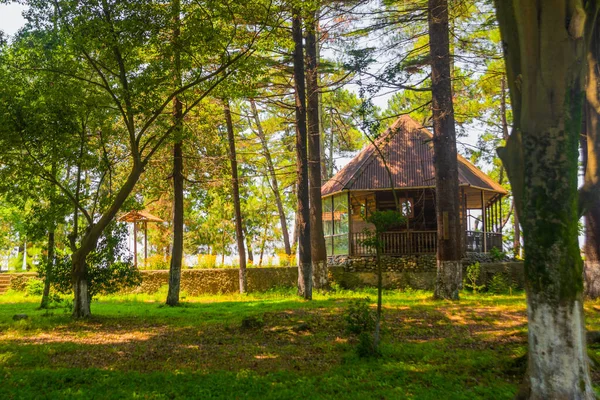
{"left": 0, "top": 4, "right": 26, "bottom": 37}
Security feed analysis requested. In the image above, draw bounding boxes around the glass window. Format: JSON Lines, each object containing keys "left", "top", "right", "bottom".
{"left": 333, "top": 194, "right": 349, "bottom": 235}
{"left": 323, "top": 196, "right": 333, "bottom": 236}
{"left": 325, "top": 236, "right": 333, "bottom": 256}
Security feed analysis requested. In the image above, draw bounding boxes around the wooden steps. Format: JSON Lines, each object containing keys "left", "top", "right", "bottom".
{"left": 0, "top": 274, "right": 11, "bottom": 294}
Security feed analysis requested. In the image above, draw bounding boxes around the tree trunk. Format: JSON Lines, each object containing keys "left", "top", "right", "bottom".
{"left": 71, "top": 250, "right": 91, "bottom": 318}
{"left": 224, "top": 100, "right": 247, "bottom": 293}
{"left": 243, "top": 226, "right": 254, "bottom": 265}
{"left": 428, "top": 0, "right": 462, "bottom": 300}
{"left": 494, "top": 2, "right": 595, "bottom": 397}
{"left": 305, "top": 11, "right": 328, "bottom": 291}
{"left": 167, "top": 0, "right": 183, "bottom": 306}
{"left": 166, "top": 139, "right": 184, "bottom": 306}
{"left": 583, "top": 22, "right": 600, "bottom": 300}
{"left": 249, "top": 99, "right": 292, "bottom": 256}
{"left": 40, "top": 229, "right": 55, "bottom": 309}
{"left": 292, "top": 8, "right": 312, "bottom": 300}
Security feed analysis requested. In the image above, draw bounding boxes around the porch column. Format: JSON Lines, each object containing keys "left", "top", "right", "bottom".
{"left": 481, "top": 191, "right": 487, "bottom": 252}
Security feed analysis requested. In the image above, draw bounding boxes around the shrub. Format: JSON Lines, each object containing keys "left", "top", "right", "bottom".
{"left": 464, "top": 262, "right": 486, "bottom": 294}
{"left": 344, "top": 297, "right": 376, "bottom": 335}
{"left": 489, "top": 247, "right": 507, "bottom": 262}
{"left": 488, "top": 273, "right": 510, "bottom": 294}
{"left": 45, "top": 222, "right": 142, "bottom": 299}
{"left": 197, "top": 254, "right": 217, "bottom": 269}
{"left": 356, "top": 332, "right": 381, "bottom": 358}
{"left": 25, "top": 279, "right": 44, "bottom": 296}
{"left": 277, "top": 253, "right": 296, "bottom": 267}
{"left": 143, "top": 254, "right": 170, "bottom": 270}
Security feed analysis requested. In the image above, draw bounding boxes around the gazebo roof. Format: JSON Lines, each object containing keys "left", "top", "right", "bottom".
{"left": 321, "top": 116, "right": 508, "bottom": 197}
{"left": 118, "top": 210, "right": 165, "bottom": 223}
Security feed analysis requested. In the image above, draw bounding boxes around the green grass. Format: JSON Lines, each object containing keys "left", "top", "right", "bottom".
{"left": 0, "top": 288, "right": 598, "bottom": 399}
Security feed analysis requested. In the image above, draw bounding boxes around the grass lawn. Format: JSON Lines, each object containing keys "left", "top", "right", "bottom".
{"left": 1, "top": 287, "right": 600, "bottom": 399}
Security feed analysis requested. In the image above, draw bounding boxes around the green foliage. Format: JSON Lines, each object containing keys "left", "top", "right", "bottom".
{"left": 464, "top": 262, "right": 486, "bottom": 294}
{"left": 488, "top": 273, "right": 511, "bottom": 295}
{"left": 367, "top": 210, "right": 406, "bottom": 234}
{"left": 489, "top": 247, "right": 507, "bottom": 262}
{"left": 25, "top": 279, "right": 44, "bottom": 297}
{"left": 344, "top": 297, "right": 376, "bottom": 335}
{"left": 47, "top": 223, "right": 141, "bottom": 299}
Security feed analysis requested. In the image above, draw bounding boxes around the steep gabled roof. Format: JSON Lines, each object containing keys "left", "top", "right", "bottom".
{"left": 321, "top": 115, "right": 507, "bottom": 197}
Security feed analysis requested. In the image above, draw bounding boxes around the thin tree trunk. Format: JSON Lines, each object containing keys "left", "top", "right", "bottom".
{"left": 494, "top": 2, "right": 595, "bottom": 397}
{"left": 40, "top": 230, "right": 55, "bottom": 309}
{"left": 584, "top": 23, "right": 600, "bottom": 300}
{"left": 249, "top": 99, "right": 292, "bottom": 256}
{"left": 306, "top": 11, "right": 328, "bottom": 290}
{"left": 223, "top": 100, "right": 247, "bottom": 293}
{"left": 292, "top": 8, "right": 312, "bottom": 300}
{"left": 373, "top": 237, "right": 383, "bottom": 350}
{"left": 243, "top": 226, "right": 254, "bottom": 265}
{"left": 167, "top": 0, "right": 184, "bottom": 306}
{"left": 428, "top": 0, "right": 461, "bottom": 300}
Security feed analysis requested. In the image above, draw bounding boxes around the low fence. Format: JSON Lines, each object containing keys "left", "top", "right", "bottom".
{"left": 2, "top": 261, "right": 525, "bottom": 295}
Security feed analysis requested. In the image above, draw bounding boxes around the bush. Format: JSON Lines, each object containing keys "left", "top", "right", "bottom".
{"left": 489, "top": 247, "right": 507, "bottom": 262}
{"left": 277, "top": 253, "right": 296, "bottom": 267}
{"left": 488, "top": 273, "right": 510, "bottom": 294}
{"left": 344, "top": 297, "right": 376, "bottom": 335}
{"left": 143, "top": 254, "right": 170, "bottom": 270}
{"left": 25, "top": 279, "right": 44, "bottom": 296}
{"left": 356, "top": 332, "right": 380, "bottom": 358}
{"left": 464, "top": 262, "right": 485, "bottom": 294}
{"left": 197, "top": 254, "right": 217, "bottom": 269}
{"left": 45, "top": 222, "right": 142, "bottom": 299}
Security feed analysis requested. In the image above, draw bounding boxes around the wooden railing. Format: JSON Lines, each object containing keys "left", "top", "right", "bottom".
{"left": 351, "top": 230, "right": 503, "bottom": 256}
{"left": 352, "top": 231, "right": 437, "bottom": 256}
{"left": 465, "top": 231, "right": 503, "bottom": 253}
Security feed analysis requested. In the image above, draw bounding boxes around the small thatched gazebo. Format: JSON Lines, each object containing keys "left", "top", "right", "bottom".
{"left": 118, "top": 210, "right": 164, "bottom": 267}
{"left": 321, "top": 116, "right": 508, "bottom": 257}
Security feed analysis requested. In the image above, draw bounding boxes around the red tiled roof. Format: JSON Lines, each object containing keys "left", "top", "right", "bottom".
{"left": 321, "top": 116, "right": 507, "bottom": 196}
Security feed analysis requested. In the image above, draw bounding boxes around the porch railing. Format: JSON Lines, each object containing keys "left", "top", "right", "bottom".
{"left": 465, "top": 231, "right": 503, "bottom": 253}
{"left": 352, "top": 231, "right": 437, "bottom": 256}
{"left": 351, "top": 230, "right": 503, "bottom": 256}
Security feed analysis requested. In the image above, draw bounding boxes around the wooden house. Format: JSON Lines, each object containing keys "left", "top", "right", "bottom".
{"left": 321, "top": 116, "right": 507, "bottom": 257}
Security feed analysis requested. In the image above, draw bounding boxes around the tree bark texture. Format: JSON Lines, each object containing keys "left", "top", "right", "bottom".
{"left": 494, "top": 1, "right": 596, "bottom": 397}
{"left": 249, "top": 99, "right": 292, "bottom": 256}
{"left": 428, "top": 0, "right": 462, "bottom": 300}
{"left": 224, "top": 100, "right": 248, "bottom": 293}
{"left": 167, "top": 0, "right": 184, "bottom": 306}
{"left": 40, "top": 230, "right": 55, "bottom": 309}
{"left": 292, "top": 8, "right": 312, "bottom": 300}
{"left": 584, "top": 22, "right": 600, "bottom": 300}
{"left": 306, "top": 12, "right": 328, "bottom": 290}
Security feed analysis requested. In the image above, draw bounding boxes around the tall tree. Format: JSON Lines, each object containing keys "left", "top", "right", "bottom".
{"left": 583, "top": 21, "right": 600, "bottom": 300}
{"left": 167, "top": 0, "right": 184, "bottom": 307}
{"left": 249, "top": 99, "right": 292, "bottom": 256}
{"left": 494, "top": 1, "right": 599, "bottom": 397}
{"left": 4, "top": 0, "right": 268, "bottom": 317}
{"left": 428, "top": 0, "right": 462, "bottom": 300}
{"left": 292, "top": 7, "right": 312, "bottom": 300}
{"left": 305, "top": 9, "right": 328, "bottom": 290}
{"left": 223, "top": 100, "right": 248, "bottom": 293}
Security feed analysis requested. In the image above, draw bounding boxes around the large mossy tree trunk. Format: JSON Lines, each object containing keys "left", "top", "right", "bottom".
{"left": 167, "top": 0, "right": 184, "bottom": 306}
{"left": 305, "top": 11, "right": 328, "bottom": 291}
{"left": 292, "top": 7, "right": 312, "bottom": 300}
{"left": 583, "top": 21, "right": 600, "bottom": 300}
{"left": 494, "top": 1, "right": 597, "bottom": 397}
{"left": 223, "top": 100, "right": 247, "bottom": 293}
{"left": 428, "top": 0, "right": 462, "bottom": 300}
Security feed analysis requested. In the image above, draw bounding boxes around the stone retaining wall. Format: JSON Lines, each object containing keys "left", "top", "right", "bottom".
{"left": 1, "top": 261, "right": 524, "bottom": 294}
